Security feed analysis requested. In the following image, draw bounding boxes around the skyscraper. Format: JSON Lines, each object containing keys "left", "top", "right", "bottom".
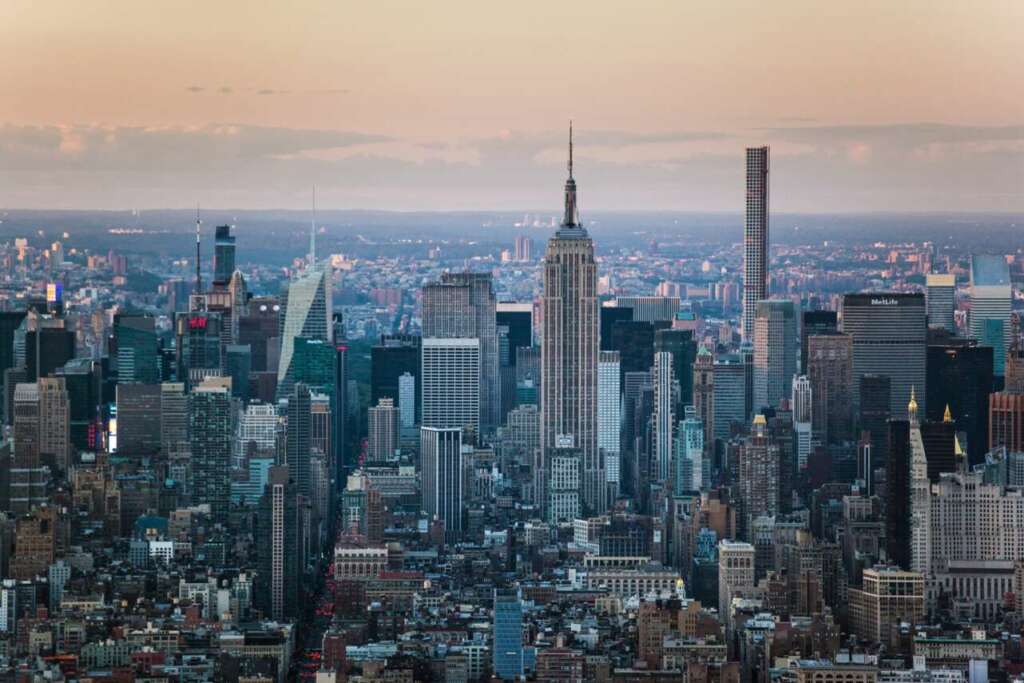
{"left": 615, "top": 296, "right": 680, "bottom": 324}
{"left": 115, "top": 383, "right": 162, "bottom": 456}
{"left": 654, "top": 328, "right": 697, "bottom": 409}
{"left": 679, "top": 405, "right": 704, "bottom": 492}
{"left": 969, "top": 254, "right": 1011, "bottom": 377}
{"left": 693, "top": 346, "right": 715, "bottom": 450}
{"left": 189, "top": 378, "right": 232, "bottom": 523}
{"left": 841, "top": 293, "right": 927, "bottom": 419}
{"left": 926, "top": 333, "right": 992, "bottom": 463}
{"left": 160, "top": 382, "right": 189, "bottom": 459}
{"left": 256, "top": 465, "right": 299, "bottom": 621}
{"left": 420, "top": 426, "right": 463, "bottom": 541}
{"left": 175, "top": 309, "right": 223, "bottom": 386}
{"left": 25, "top": 315, "right": 75, "bottom": 383}
{"left": 860, "top": 376, "right": 892, "bottom": 466}
{"left": 11, "top": 383, "right": 46, "bottom": 513}
{"left": 371, "top": 335, "right": 421, "bottom": 422}
{"left": 791, "top": 375, "right": 812, "bottom": 424}
{"left": 806, "top": 332, "right": 854, "bottom": 445}
{"left": 886, "top": 419, "right": 911, "bottom": 570}
{"left": 736, "top": 414, "right": 780, "bottom": 540}
{"left": 213, "top": 224, "right": 236, "bottom": 286}
{"left": 513, "top": 235, "right": 533, "bottom": 262}
{"left": 907, "top": 391, "right": 931, "bottom": 576}
{"left": 422, "top": 272, "right": 499, "bottom": 431}
{"left": 367, "top": 398, "right": 399, "bottom": 460}
{"left": 421, "top": 338, "right": 480, "bottom": 439}
{"left": 493, "top": 589, "right": 525, "bottom": 680}
{"left": 752, "top": 300, "right": 796, "bottom": 411}
{"left": 397, "top": 372, "right": 416, "bottom": 435}
{"left": 713, "top": 354, "right": 746, "bottom": 443}
{"left": 652, "top": 351, "right": 675, "bottom": 485}
{"left": 598, "top": 350, "right": 621, "bottom": 498}
{"left": 800, "top": 310, "right": 838, "bottom": 374}
{"left": 277, "top": 264, "right": 332, "bottom": 399}
{"left": 541, "top": 126, "right": 601, "bottom": 514}
{"left": 718, "top": 540, "right": 755, "bottom": 627}
{"left": 742, "top": 146, "right": 770, "bottom": 342}
{"left": 114, "top": 314, "right": 160, "bottom": 384}
{"left": 925, "top": 273, "right": 956, "bottom": 332}
{"left": 286, "top": 383, "right": 313, "bottom": 500}
{"left": 37, "top": 377, "right": 70, "bottom": 474}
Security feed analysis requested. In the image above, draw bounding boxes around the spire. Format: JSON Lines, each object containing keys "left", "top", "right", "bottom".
{"left": 310, "top": 185, "right": 317, "bottom": 264}
{"left": 568, "top": 120, "right": 574, "bottom": 180}
{"left": 561, "top": 121, "right": 580, "bottom": 230}
{"left": 194, "top": 204, "right": 202, "bottom": 294}
{"left": 908, "top": 385, "right": 919, "bottom": 425}
{"left": 943, "top": 404, "right": 953, "bottom": 423}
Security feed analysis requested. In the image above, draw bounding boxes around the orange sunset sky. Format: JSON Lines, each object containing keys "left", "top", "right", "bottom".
{"left": 2, "top": 1, "right": 1022, "bottom": 212}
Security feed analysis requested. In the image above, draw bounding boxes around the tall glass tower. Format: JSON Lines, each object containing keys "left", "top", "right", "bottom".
{"left": 277, "top": 265, "right": 332, "bottom": 399}
{"left": 492, "top": 589, "right": 524, "bottom": 680}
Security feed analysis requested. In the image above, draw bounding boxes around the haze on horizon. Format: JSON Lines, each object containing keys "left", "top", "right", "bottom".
{"left": 2, "top": 0, "right": 1022, "bottom": 213}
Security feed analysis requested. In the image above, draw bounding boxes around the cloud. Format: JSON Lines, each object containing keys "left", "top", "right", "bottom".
{"left": 0, "top": 123, "right": 390, "bottom": 172}
{"left": 0, "top": 122, "right": 1020, "bottom": 212}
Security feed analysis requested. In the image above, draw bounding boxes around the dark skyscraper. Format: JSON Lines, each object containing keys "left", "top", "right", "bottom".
{"left": 0, "top": 312, "right": 26, "bottom": 380}
{"left": 920, "top": 419, "right": 957, "bottom": 483}
{"left": 742, "top": 146, "right": 769, "bottom": 342}
{"left": 371, "top": 334, "right": 421, "bottom": 423}
{"left": 287, "top": 383, "right": 313, "bottom": 501}
{"left": 496, "top": 305, "right": 532, "bottom": 364}
{"left": 885, "top": 419, "right": 911, "bottom": 571}
{"left": 25, "top": 319, "right": 75, "bottom": 383}
{"left": 189, "top": 379, "right": 232, "bottom": 523}
{"left": 926, "top": 332, "right": 993, "bottom": 464}
{"left": 654, "top": 328, "right": 697, "bottom": 409}
{"left": 114, "top": 314, "right": 160, "bottom": 385}
{"left": 115, "top": 383, "right": 162, "bottom": 456}
{"left": 600, "top": 306, "right": 633, "bottom": 351}
{"left": 238, "top": 296, "right": 280, "bottom": 373}
{"left": 841, "top": 293, "right": 927, "bottom": 419}
{"left": 175, "top": 310, "right": 223, "bottom": 386}
{"left": 256, "top": 465, "right": 299, "bottom": 621}
{"left": 609, "top": 320, "right": 667, "bottom": 382}
{"left": 801, "top": 310, "right": 838, "bottom": 374}
{"left": 213, "top": 224, "right": 236, "bottom": 286}
{"left": 859, "top": 374, "right": 892, "bottom": 467}
{"left": 807, "top": 332, "right": 854, "bottom": 445}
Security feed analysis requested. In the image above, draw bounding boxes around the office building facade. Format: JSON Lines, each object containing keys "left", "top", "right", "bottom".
{"left": 742, "top": 146, "right": 770, "bottom": 342}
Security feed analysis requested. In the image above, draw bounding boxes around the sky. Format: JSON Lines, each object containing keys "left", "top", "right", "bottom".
{"left": 1, "top": 0, "right": 1022, "bottom": 212}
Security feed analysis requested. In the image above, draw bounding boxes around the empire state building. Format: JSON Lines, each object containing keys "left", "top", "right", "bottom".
{"left": 541, "top": 124, "right": 603, "bottom": 515}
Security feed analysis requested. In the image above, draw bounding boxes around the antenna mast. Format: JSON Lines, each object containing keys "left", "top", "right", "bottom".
{"left": 194, "top": 204, "right": 202, "bottom": 294}
{"left": 310, "top": 185, "right": 317, "bottom": 263}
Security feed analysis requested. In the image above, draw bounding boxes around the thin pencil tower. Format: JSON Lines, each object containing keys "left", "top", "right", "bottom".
{"left": 194, "top": 205, "right": 202, "bottom": 294}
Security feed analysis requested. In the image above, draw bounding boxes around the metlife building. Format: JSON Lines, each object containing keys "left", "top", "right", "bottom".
{"left": 841, "top": 293, "right": 927, "bottom": 419}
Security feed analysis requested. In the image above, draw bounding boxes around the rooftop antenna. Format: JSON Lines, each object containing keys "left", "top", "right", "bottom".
{"left": 194, "top": 204, "right": 202, "bottom": 294}
{"left": 310, "top": 185, "right": 317, "bottom": 264}
{"left": 568, "top": 120, "right": 574, "bottom": 180}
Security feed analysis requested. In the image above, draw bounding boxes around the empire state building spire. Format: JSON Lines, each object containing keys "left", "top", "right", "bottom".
{"left": 560, "top": 121, "right": 582, "bottom": 232}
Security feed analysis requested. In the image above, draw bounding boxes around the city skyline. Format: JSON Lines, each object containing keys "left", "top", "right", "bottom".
{"left": 1, "top": 5, "right": 1023, "bottom": 681}
{"left": 2, "top": 2, "right": 1022, "bottom": 211}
